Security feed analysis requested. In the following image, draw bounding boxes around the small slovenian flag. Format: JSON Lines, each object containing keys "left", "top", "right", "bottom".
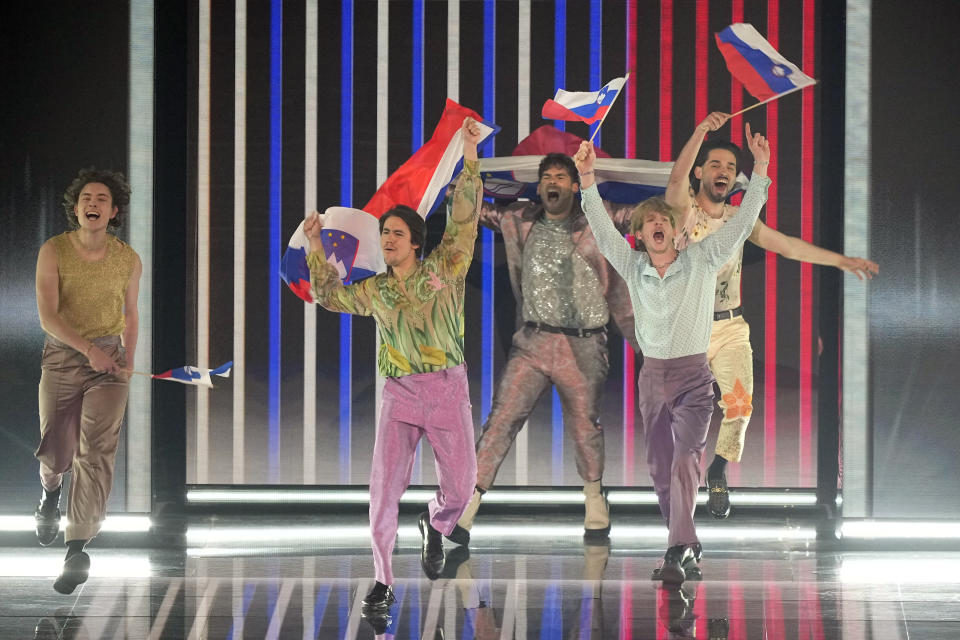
{"left": 153, "top": 361, "right": 233, "bottom": 388}
{"left": 715, "top": 23, "right": 816, "bottom": 101}
{"left": 541, "top": 76, "right": 627, "bottom": 124}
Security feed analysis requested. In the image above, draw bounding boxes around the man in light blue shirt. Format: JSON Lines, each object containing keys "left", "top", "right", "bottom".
{"left": 573, "top": 129, "right": 770, "bottom": 583}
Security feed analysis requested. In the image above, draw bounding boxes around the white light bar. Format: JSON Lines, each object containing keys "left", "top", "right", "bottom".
{"left": 0, "top": 552, "right": 152, "bottom": 578}
{"left": 186, "top": 488, "right": 817, "bottom": 507}
{"left": 841, "top": 520, "right": 960, "bottom": 540}
{"left": 0, "top": 515, "right": 152, "bottom": 533}
{"left": 185, "top": 522, "right": 815, "bottom": 550}
{"left": 841, "top": 558, "right": 960, "bottom": 584}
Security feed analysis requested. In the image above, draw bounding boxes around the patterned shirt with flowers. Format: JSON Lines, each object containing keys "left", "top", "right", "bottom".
{"left": 307, "top": 160, "right": 483, "bottom": 378}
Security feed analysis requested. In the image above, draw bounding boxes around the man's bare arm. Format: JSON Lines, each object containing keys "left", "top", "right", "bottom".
{"left": 749, "top": 219, "right": 879, "bottom": 280}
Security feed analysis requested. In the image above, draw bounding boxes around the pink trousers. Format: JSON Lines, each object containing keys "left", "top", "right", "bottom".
{"left": 369, "top": 364, "right": 476, "bottom": 585}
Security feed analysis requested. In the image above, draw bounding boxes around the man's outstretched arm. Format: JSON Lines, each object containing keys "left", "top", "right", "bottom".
{"left": 748, "top": 220, "right": 879, "bottom": 280}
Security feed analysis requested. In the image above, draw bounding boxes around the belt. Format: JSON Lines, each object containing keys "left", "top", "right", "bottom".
{"left": 525, "top": 322, "right": 605, "bottom": 338}
{"left": 713, "top": 306, "right": 743, "bottom": 321}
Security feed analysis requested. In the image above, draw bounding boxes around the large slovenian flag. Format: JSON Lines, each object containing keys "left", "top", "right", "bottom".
{"left": 153, "top": 361, "right": 233, "bottom": 388}
{"left": 715, "top": 23, "right": 816, "bottom": 102}
{"left": 541, "top": 76, "right": 627, "bottom": 124}
{"left": 280, "top": 99, "right": 498, "bottom": 303}
{"left": 478, "top": 125, "right": 749, "bottom": 204}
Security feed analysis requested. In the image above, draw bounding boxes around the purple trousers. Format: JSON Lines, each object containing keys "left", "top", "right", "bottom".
{"left": 637, "top": 353, "right": 715, "bottom": 547}
{"left": 370, "top": 364, "right": 477, "bottom": 585}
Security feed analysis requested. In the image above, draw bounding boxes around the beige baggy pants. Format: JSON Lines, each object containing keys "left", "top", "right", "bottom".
{"left": 35, "top": 335, "right": 128, "bottom": 542}
{"left": 706, "top": 316, "right": 754, "bottom": 463}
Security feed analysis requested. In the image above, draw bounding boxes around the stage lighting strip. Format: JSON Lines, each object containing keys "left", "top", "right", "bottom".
{"left": 841, "top": 520, "right": 960, "bottom": 540}
{"left": 268, "top": 0, "right": 283, "bottom": 482}
{"left": 0, "top": 551, "right": 152, "bottom": 578}
{"left": 197, "top": 0, "right": 211, "bottom": 484}
{"left": 184, "top": 522, "right": 817, "bottom": 554}
{"left": 764, "top": 0, "right": 781, "bottom": 486}
{"left": 0, "top": 515, "right": 152, "bottom": 533}
{"left": 339, "top": 0, "right": 354, "bottom": 484}
{"left": 622, "top": 1, "right": 638, "bottom": 487}
{"left": 234, "top": 0, "right": 248, "bottom": 484}
{"left": 185, "top": 488, "right": 816, "bottom": 506}
{"left": 301, "top": 0, "right": 318, "bottom": 486}
{"left": 128, "top": 0, "right": 154, "bottom": 512}
{"left": 480, "top": 0, "right": 496, "bottom": 432}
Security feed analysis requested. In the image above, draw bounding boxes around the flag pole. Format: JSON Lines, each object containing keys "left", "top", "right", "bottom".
{"left": 729, "top": 82, "right": 815, "bottom": 118}
{"left": 588, "top": 72, "right": 631, "bottom": 143}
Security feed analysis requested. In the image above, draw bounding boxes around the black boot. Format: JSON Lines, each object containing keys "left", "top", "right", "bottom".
{"left": 418, "top": 512, "right": 445, "bottom": 580}
{"left": 361, "top": 581, "right": 395, "bottom": 610}
{"left": 35, "top": 486, "right": 61, "bottom": 547}
{"left": 707, "top": 456, "right": 731, "bottom": 519}
{"left": 53, "top": 541, "right": 90, "bottom": 595}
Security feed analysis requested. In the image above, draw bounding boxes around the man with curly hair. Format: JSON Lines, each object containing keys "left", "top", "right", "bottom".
{"left": 302, "top": 118, "right": 484, "bottom": 615}
{"left": 34, "top": 167, "right": 142, "bottom": 594}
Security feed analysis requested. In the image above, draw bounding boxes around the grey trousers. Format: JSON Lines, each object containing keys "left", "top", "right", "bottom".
{"left": 638, "top": 353, "right": 715, "bottom": 547}
{"left": 475, "top": 326, "right": 608, "bottom": 489}
{"left": 35, "top": 336, "right": 128, "bottom": 542}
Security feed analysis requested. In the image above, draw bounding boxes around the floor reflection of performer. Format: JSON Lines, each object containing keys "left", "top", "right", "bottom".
{"left": 667, "top": 112, "right": 878, "bottom": 518}
{"left": 34, "top": 168, "right": 142, "bottom": 595}
{"left": 458, "top": 152, "right": 637, "bottom": 538}
{"left": 304, "top": 119, "right": 484, "bottom": 610}
{"left": 575, "top": 130, "right": 770, "bottom": 584}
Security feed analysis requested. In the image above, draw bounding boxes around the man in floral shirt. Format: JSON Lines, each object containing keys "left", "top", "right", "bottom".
{"left": 303, "top": 118, "right": 484, "bottom": 613}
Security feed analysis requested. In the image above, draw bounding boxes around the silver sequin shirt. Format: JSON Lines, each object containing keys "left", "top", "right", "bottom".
{"left": 520, "top": 216, "right": 609, "bottom": 329}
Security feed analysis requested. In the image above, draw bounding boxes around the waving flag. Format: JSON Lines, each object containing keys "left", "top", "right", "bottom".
{"left": 281, "top": 99, "right": 499, "bottom": 302}
{"left": 153, "top": 361, "right": 233, "bottom": 388}
{"left": 716, "top": 23, "right": 816, "bottom": 101}
{"left": 478, "top": 125, "right": 748, "bottom": 204}
{"left": 541, "top": 76, "right": 627, "bottom": 124}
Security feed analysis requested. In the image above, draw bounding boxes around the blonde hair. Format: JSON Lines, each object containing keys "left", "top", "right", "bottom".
{"left": 629, "top": 196, "right": 677, "bottom": 236}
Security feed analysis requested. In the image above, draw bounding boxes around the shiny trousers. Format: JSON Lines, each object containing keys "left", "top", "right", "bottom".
{"left": 370, "top": 364, "right": 476, "bottom": 585}
{"left": 474, "top": 326, "right": 608, "bottom": 489}
{"left": 707, "top": 316, "right": 754, "bottom": 463}
{"left": 638, "top": 353, "right": 715, "bottom": 548}
{"left": 35, "top": 336, "right": 128, "bottom": 542}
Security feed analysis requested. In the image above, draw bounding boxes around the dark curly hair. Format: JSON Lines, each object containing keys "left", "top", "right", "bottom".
{"left": 62, "top": 167, "right": 131, "bottom": 229}
{"left": 538, "top": 152, "right": 580, "bottom": 186}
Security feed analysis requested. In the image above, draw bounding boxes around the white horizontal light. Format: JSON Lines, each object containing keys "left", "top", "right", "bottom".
{"left": 186, "top": 489, "right": 437, "bottom": 503}
{"left": 0, "top": 552, "right": 152, "bottom": 578}
{"left": 609, "top": 491, "right": 817, "bottom": 506}
{"left": 0, "top": 515, "right": 151, "bottom": 533}
{"left": 185, "top": 522, "right": 815, "bottom": 550}
{"left": 186, "top": 488, "right": 816, "bottom": 507}
{"left": 841, "top": 520, "right": 960, "bottom": 540}
{"left": 841, "top": 558, "right": 960, "bottom": 584}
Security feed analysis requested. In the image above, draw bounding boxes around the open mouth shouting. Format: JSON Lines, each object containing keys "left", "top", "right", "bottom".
{"left": 712, "top": 176, "right": 730, "bottom": 194}
{"left": 545, "top": 187, "right": 561, "bottom": 206}
{"left": 652, "top": 230, "right": 665, "bottom": 243}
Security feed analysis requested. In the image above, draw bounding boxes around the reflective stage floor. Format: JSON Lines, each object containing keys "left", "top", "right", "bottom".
{"left": 2, "top": 514, "right": 958, "bottom": 639}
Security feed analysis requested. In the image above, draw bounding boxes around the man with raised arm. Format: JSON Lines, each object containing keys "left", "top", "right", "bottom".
{"left": 666, "top": 112, "right": 878, "bottom": 519}
{"left": 302, "top": 118, "right": 484, "bottom": 613}
{"left": 574, "top": 127, "right": 770, "bottom": 583}
{"left": 456, "top": 152, "right": 638, "bottom": 539}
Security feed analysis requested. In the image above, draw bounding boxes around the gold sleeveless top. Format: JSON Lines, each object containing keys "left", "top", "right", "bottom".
{"left": 52, "top": 232, "right": 137, "bottom": 339}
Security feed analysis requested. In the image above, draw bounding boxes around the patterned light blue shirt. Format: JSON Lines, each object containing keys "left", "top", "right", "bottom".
{"left": 581, "top": 175, "right": 771, "bottom": 359}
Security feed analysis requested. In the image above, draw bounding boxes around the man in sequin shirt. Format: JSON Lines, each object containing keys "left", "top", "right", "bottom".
{"left": 456, "top": 152, "right": 638, "bottom": 537}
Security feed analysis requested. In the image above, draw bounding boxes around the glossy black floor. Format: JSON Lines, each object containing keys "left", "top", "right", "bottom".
{"left": 2, "top": 513, "right": 959, "bottom": 639}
